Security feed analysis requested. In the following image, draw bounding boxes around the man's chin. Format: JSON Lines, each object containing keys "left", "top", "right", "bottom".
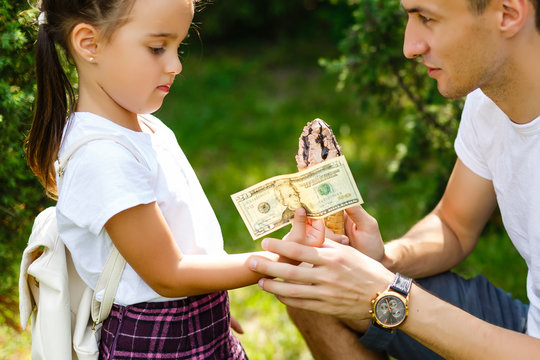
{"left": 437, "top": 83, "right": 474, "bottom": 100}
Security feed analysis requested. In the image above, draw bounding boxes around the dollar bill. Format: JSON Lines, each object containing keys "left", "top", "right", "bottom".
{"left": 231, "top": 156, "right": 363, "bottom": 240}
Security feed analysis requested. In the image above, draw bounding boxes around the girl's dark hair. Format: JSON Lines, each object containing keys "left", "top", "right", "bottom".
{"left": 26, "top": 0, "right": 136, "bottom": 197}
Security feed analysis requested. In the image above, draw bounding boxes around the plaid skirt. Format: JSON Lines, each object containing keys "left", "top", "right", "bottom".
{"left": 98, "top": 291, "right": 248, "bottom": 359}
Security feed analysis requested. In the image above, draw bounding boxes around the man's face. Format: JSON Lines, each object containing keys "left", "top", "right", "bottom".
{"left": 401, "top": 0, "right": 506, "bottom": 99}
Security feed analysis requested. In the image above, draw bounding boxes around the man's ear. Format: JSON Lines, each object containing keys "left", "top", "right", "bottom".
{"left": 70, "top": 23, "right": 99, "bottom": 63}
{"left": 499, "top": 0, "right": 532, "bottom": 37}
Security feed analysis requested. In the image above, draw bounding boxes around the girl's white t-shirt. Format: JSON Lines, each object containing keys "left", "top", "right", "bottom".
{"left": 56, "top": 112, "right": 225, "bottom": 305}
{"left": 455, "top": 89, "right": 540, "bottom": 338}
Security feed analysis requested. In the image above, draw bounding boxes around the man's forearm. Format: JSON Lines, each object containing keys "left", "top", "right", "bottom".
{"left": 381, "top": 212, "right": 470, "bottom": 278}
{"left": 403, "top": 284, "right": 540, "bottom": 359}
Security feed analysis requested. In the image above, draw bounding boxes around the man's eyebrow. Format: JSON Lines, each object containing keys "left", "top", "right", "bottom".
{"left": 400, "top": 1, "right": 424, "bottom": 14}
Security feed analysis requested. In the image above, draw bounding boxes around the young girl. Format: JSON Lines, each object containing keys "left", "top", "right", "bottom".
{"left": 26, "top": 0, "right": 311, "bottom": 358}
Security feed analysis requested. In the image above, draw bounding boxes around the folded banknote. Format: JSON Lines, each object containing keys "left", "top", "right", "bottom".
{"left": 231, "top": 156, "right": 363, "bottom": 239}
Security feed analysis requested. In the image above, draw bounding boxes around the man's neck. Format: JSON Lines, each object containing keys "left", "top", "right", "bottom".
{"left": 482, "top": 29, "right": 540, "bottom": 124}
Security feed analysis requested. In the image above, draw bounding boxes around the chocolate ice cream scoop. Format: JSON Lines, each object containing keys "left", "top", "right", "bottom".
{"left": 295, "top": 118, "right": 345, "bottom": 234}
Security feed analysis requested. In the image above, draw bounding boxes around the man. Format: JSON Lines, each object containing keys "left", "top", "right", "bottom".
{"left": 248, "top": 0, "right": 540, "bottom": 358}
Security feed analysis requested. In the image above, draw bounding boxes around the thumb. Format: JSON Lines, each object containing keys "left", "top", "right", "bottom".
{"left": 345, "top": 205, "right": 377, "bottom": 232}
{"left": 287, "top": 207, "right": 307, "bottom": 243}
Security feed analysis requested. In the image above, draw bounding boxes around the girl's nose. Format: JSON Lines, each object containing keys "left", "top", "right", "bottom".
{"left": 168, "top": 54, "right": 182, "bottom": 75}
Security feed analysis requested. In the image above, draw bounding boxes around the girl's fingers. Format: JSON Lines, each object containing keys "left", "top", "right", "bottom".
{"left": 286, "top": 208, "right": 307, "bottom": 244}
{"left": 230, "top": 316, "right": 244, "bottom": 334}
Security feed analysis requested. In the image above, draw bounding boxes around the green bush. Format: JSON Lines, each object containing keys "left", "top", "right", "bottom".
{"left": 0, "top": 2, "right": 52, "bottom": 328}
{"left": 195, "top": 0, "right": 352, "bottom": 46}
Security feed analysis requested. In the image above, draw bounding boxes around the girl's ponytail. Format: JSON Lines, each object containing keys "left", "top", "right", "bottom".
{"left": 26, "top": 0, "right": 137, "bottom": 198}
{"left": 26, "top": 22, "right": 76, "bottom": 198}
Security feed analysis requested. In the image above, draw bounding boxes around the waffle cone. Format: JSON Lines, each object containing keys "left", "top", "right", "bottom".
{"left": 324, "top": 210, "right": 345, "bottom": 235}
{"left": 296, "top": 119, "right": 345, "bottom": 235}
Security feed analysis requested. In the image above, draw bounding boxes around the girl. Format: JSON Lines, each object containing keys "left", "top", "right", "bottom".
{"left": 26, "top": 0, "right": 313, "bottom": 358}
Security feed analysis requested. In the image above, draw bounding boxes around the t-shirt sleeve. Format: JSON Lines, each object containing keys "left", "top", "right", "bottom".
{"left": 454, "top": 91, "right": 492, "bottom": 180}
{"left": 57, "top": 140, "right": 156, "bottom": 235}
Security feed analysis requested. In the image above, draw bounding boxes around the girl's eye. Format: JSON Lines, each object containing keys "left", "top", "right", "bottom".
{"left": 149, "top": 47, "right": 165, "bottom": 55}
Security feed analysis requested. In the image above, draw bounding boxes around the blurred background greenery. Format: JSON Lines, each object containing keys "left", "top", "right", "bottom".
{"left": 0, "top": 0, "right": 527, "bottom": 359}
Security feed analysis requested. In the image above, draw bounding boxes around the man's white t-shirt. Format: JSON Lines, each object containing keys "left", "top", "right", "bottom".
{"left": 455, "top": 89, "right": 540, "bottom": 338}
{"left": 56, "top": 112, "right": 225, "bottom": 305}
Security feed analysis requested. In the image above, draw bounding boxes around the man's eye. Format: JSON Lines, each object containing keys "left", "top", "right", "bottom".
{"left": 150, "top": 47, "right": 165, "bottom": 55}
{"left": 419, "top": 14, "right": 432, "bottom": 24}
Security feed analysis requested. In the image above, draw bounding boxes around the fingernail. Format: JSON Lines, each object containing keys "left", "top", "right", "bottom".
{"left": 258, "top": 278, "right": 265, "bottom": 289}
{"left": 261, "top": 238, "right": 268, "bottom": 249}
{"left": 248, "top": 258, "right": 258, "bottom": 270}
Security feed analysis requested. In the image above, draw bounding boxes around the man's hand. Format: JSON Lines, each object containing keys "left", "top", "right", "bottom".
{"left": 344, "top": 206, "right": 385, "bottom": 261}
{"left": 249, "top": 235, "right": 394, "bottom": 321}
{"left": 276, "top": 208, "right": 326, "bottom": 265}
{"left": 286, "top": 208, "right": 326, "bottom": 247}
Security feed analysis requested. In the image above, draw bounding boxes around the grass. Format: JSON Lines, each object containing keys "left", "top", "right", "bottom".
{"left": 0, "top": 325, "right": 30, "bottom": 360}
{"left": 4, "top": 40, "right": 528, "bottom": 358}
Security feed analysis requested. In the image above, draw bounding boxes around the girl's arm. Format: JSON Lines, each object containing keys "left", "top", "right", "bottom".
{"left": 105, "top": 201, "right": 276, "bottom": 297}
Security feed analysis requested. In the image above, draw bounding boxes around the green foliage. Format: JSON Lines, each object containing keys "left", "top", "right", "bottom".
{"left": 195, "top": 0, "right": 352, "bottom": 46}
{"left": 0, "top": 2, "right": 52, "bottom": 328}
{"left": 322, "top": 0, "right": 462, "bottom": 209}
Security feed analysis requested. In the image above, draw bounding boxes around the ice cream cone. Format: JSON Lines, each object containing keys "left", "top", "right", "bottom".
{"left": 325, "top": 211, "right": 345, "bottom": 235}
{"left": 296, "top": 118, "right": 345, "bottom": 234}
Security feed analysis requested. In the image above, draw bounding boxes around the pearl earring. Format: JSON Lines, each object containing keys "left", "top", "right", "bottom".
{"left": 89, "top": 57, "right": 95, "bottom": 62}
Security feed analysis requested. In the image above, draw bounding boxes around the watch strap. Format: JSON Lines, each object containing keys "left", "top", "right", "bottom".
{"left": 389, "top": 273, "right": 412, "bottom": 296}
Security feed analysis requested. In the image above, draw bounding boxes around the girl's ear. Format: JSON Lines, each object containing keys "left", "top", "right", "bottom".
{"left": 499, "top": 0, "right": 531, "bottom": 37}
{"left": 70, "top": 23, "right": 100, "bottom": 63}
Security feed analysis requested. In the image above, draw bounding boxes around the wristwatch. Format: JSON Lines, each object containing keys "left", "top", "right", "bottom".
{"left": 370, "top": 273, "right": 413, "bottom": 331}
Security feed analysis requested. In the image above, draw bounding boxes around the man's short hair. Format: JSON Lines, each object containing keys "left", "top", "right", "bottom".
{"left": 467, "top": 0, "right": 491, "bottom": 14}
{"left": 467, "top": 0, "right": 540, "bottom": 31}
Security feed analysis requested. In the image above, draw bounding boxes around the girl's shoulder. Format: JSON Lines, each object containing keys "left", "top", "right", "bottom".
{"left": 58, "top": 113, "right": 156, "bottom": 181}
{"left": 61, "top": 112, "right": 151, "bottom": 152}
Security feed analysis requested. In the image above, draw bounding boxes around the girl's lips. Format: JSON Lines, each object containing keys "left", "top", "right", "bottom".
{"left": 157, "top": 85, "right": 171, "bottom": 93}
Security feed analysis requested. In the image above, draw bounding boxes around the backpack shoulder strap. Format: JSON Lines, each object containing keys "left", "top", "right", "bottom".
{"left": 55, "top": 133, "right": 147, "bottom": 327}
{"left": 55, "top": 134, "right": 148, "bottom": 188}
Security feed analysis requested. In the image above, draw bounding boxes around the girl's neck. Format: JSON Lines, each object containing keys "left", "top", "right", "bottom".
{"left": 76, "top": 86, "right": 145, "bottom": 133}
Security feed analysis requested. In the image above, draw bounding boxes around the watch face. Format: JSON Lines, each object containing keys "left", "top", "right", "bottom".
{"left": 374, "top": 294, "right": 407, "bottom": 328}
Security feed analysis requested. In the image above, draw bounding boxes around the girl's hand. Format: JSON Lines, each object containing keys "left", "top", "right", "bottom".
{"left": 344, "top": 206, "right": 385, "bottom": 262}
{"left": 230, "top": 316, "right": 244, "bottom": 334}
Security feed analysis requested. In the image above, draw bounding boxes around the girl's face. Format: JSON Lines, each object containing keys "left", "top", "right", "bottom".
{"left": 94, "top": 0, "right": 194, "bottom": 117}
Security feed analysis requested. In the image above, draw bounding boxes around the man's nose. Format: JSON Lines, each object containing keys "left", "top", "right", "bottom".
{"left": 403, "top": 22, "right": 429, "bottom": 59}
